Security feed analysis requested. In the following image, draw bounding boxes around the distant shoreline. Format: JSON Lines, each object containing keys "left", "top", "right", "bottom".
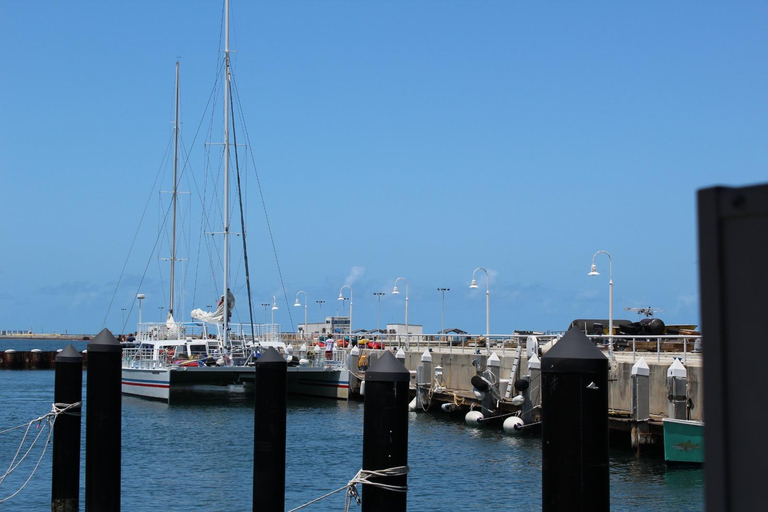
{"left": 0, "top": 334, "right": 92, "bottom": 341}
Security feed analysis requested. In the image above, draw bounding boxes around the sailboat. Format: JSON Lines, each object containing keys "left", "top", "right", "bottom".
{"left": 121, "top": 0, "right": 349, "bottom": 402}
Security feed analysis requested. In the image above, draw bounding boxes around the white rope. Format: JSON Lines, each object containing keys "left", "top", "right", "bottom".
{"left": 0, "top": 402, "right": 81, "bottom": 504}
{"left": 288, "top": 465, "right": 409, "bottom": 512}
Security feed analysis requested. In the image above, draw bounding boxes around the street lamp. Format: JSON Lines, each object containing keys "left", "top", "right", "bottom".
{"left": 271, "top": 296, "right": 279, "bottom": 325}
{"left": 316, "top": 300, "right": 325, "bottom": 323}
{"left": 294, "top": 291, "right": 308, "bottom": 340}
{"left": 437, "top": 288, "right": 450, "bottom": 336}
{"left": 469, "top": 267, "right": 490, "bottom": 354}
{"left": 261, "top": 303, "right": 270, "bottom": 324}
{"left": 392, "top": 277, "right": 409, "bottom": 344}
{"left": 373, "top": 292, "right": 385, "bottom": 335}
{"left": 588, "top": 250, "right": 614, "bottom": 358}
{"left": 137, "top": 293, "right": 145, "bottom": 326}
{"left": 338, "top": 285, "right": 353, "bottom": 336}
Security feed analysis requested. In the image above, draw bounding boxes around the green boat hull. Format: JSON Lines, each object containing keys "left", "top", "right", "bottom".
{"left": 662, "top": 418, "right": 704, "bottom": 464}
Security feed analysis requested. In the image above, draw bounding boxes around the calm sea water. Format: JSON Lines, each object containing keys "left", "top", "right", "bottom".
{"left": 0, "top": 364, "right": 704, "bottom": 510}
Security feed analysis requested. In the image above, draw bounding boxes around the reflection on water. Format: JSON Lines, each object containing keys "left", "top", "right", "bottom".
{"left": 0, "top": 371, "right": 703, "bottom": 511}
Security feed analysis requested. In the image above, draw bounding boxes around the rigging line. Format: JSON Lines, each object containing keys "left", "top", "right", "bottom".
{"left": 230, "top": 71, "right": 295, "bottom": 332}
{"left": 101, "top": 134, "right": 173, "bottom": 329}
{"left": 229, "top": 80, "right": 257, "bottom": 346}
{"left": 104, "top": 59, "right": 223, "bottom": 330}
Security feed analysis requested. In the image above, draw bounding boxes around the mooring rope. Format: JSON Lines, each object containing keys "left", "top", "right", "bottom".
{"left": 0, "top": 402, "right": 81, "bottom": 503}
{"left": 288, "top": 465, "right": 409, "bottom": 512}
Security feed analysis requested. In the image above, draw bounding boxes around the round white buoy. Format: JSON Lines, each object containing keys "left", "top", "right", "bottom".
{"left": 503, "top": 416, "right": 525, "bottom": 434}
{"left": 511, "top": 395, "right": 525, "bottom": 406}
{"left": 31, "top": 349, "right": 42, "bottom": 353}
{"left": 299, "top": 358, "right": 310, "bottom": 367}
{"left": 360, "top": 380, "right": 365, "bottom": 396}
{"left": 441, "top": 403, "right": 457, "bottom": 413}
{"left": 465, "top": 410, "right": 484, "bottom": 426}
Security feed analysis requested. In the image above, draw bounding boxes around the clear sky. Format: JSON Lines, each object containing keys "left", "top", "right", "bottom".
{"left": 2, "top": 1, "right": 767, "bottom": 337}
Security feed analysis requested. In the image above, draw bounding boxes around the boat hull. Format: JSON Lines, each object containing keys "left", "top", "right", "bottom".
{"left": 122, "top": 368, "right": 171, "bottom": 401}
{"left": 286, "top": 367, "right": 349, "bottom": 400}
{"left": 662, "top": 418, "right": 704, "bottom": 464}
{"left": 121, "top": 365, "right": 348, "bottom": 402}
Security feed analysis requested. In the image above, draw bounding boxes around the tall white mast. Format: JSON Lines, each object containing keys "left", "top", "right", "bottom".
{"left": 222, "top": 0, "right": 231, "bottom": 346}
{"left": 169, "top": 60, "right": 180, "bottom": 320}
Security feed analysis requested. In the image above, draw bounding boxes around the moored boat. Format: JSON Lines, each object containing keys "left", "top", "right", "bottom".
{"left": 120, "top": 0, "right": 348, "bottom": 403}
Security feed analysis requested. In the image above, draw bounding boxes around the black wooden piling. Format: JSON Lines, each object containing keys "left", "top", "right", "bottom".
{"left": 253, "top": 347, "right": 287, "bottom": 512}
{"left": 52, "top": 345, "right": 83, "bottom": 512}
{"left": 362, "top": 350, "right": 410, "bottom": 512}
{"left": 541, "top": 326, "right": 609, "bottom": 512}
{"left": 85, "top": 328, "right": 122, "bottom": 512}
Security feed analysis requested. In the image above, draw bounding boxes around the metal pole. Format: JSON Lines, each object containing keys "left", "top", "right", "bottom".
{"left": 374, "top": 292, "right": 385, "bottom": 335}
{"left": 222, "top": 0, "right": 232, "bottom": 348}
{"left": 261, "top": 303, "right": 269, "bottom": 324}
{"left": 438, "top": 288, "right": 449, "bottom": 336}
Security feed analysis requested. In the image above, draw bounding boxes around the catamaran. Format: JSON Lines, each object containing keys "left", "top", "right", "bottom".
{"left": 121, "top": 0, "right": 348, "bottom": 402}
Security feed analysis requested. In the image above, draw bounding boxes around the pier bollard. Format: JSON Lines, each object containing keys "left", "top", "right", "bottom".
{"left": 253, "top": 347, "right": 286, "bottom": 512}
{"left": 416, "top": 349, "right": 432, "bottom": 410}
{"left": 349, "top": 345, "right": 361, "bottom": 395}
{"left": 4, "top": 349, "right": 22, "bottom": 369}
{"left": 85, "top": 328, "right": 122, "bottom": 512}
{"left": 667, "top": 359, "right": 688, "bottom": 420}
{"left": 362, "top": 350, "right": 410, "bottom": 512}
{"left": 52, "top": 345, "right": 83, "bottom": 512}
{"left": 631, "top": 357, "right": 650, "bottom": 454}
{"left": 541, "top": 327, "right": 609, "bottom": 512}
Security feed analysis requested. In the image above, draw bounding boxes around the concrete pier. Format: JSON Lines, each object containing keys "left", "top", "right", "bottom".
{"left": 353, "top": 343, "right": 702, "bottom": 448}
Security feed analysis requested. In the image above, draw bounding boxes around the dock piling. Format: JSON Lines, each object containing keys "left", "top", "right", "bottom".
{"left": 362, "top": 350, "right": 410, "bottom": 512}
{"left": 51, "top": 345, "right": 83, "bottom": 512}
{"left": 85, "top": 328, "right": 122, "bottom": 512}
{"left": 541, "top": 327, "right": 609, "bottom": 511}
{"left": 630, "top": 357, "right": 650, "bottom": 453}
{"left": 667, "top": 358, "right": 688, "bottom": 420}
{"left": 253, "top": 347, "right": 286, "bottom": 512}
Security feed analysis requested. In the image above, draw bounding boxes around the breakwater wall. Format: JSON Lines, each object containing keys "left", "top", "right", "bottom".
{"left": 1, "top": 350, "right": 88, "bottom": 369}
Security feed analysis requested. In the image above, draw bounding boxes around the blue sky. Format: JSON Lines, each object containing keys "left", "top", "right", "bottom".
{"left": 2, "top": 1, "right": 767, "bottom": 336}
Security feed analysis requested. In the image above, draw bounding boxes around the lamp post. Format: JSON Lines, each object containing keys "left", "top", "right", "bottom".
{"left": 137, "top": 293, "right": 145, "bottom": 327}
{"left": 437, "top": 288, "right": 450, "bottom": 337}
{"left": 261, "top": 303, "right": 270, "bottom": 324}
{"left": 392, "top": 277, "right": 409, "bottom": 344}
{"left": 338, "top": 285, "right": 353, "bottom": 336}
{"left": 294, "top": 291, "right": 308, "bottom": 340}
{"left": 373, "top": 292, "right": 385, "bottom": 335}
{"left": 588, "top": 250, "right": 614, "bottom": 358}
{"left": 271, "top": 296, "right": 279, "bottom": 325}
{"left": 316, "top": 300, "right": 325, "bottom": 323}
{"left": 469, "top": 267, "right": 490, "bottom": 354}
